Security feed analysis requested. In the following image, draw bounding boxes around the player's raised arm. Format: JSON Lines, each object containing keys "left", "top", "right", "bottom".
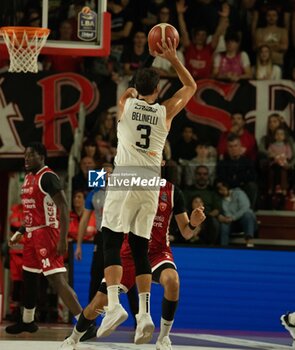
{"left": 152, "top": 38, "right": 197, "bottom": 126}
{"left": 118, "top": 87, "right": 138, "bottom": 120}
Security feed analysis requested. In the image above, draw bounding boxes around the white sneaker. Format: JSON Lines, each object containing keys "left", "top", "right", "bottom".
{"left": 134, "top": 313, "right": 155, "bottom": 344}
{"left": 281, "top": 313, "right": 295, "bottom": 339}
{"left": 96, "top": 304, "right": 128, "bottom": 338}
{"left": 58, "top": 337, "right": 76, "bottom": 350}
{"left": 156, "top": 336, "right": 172, "bottom": 350}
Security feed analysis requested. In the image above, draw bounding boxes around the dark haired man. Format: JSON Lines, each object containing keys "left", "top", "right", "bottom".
{"left": 91, "top": 38, "right": 196, "bottom": 345}
{"left": 6, "top": 142, "right": 94, "bottom": 340}
{"left": 217, "top": 112, "right": 257, "bottom": 161}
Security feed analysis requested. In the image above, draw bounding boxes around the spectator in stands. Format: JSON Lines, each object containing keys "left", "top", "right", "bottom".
{"left": 81, "top": 138, "right": 101, "bottom": 164}
{"left": 121, "top": 29, "right": 149, "bottom": 77}
{"left": 43, "top": 20, "right": 84, "bottom": 72}
{"left": 251, "top": 0, "right": 292, "bottom": 34}
{"left": 237, "top": 0, "right": 257, "bottom": 64}
{"left": 140, "top": 1, "right": 177, "bottom": 33}
{"left": 72, "top": 156, "right": 96, "bottom": 194}
{"left": 177, "top": 0, "right": 230, "bottom": 80}
{"left": 253, "top": 44, "right": 282, "bottom": 79}
{"left": 179, "top": 141, "right": 217, "bottom": 187}
{"left": 171, "top": 125, "right": 198, "bottom": 163}
{"left": 152, "top": 8, "right": 185, "bottom": 80}
{"left": 68, "top": 190, "right": 96, "bottom": 241}
{"left": 67, "top": 0, "right": 85, "bottom": 41}
{"left": 216, "top": 180, "right": 257, "bottom": 247}
{"left": 117, "top": 29, "right": 149, "bottom": 97}
{"left": 258, "top": 113, "right": 295, "bottom": 159}
{"left": 267, "top": 127, "right": 294, "bottom": 195}
{"left": 183, "top": 0, "right": 240, "bottom": 39}
{"left": 217, "top": 112, "right": 257, "bottom": 161}
{"left": 212, "top": 30, "right": 253, "bottom": 81}
{"left": 216, "top": 134, "right": 258, "bottom": 209}
{"left": 107, "top": 0, "right": 134, "bottom": 63}
{"left": 94, "top": 110, "right": 117, "bottom": 163}
{"left": 184, "top": 165, "right": 221, "bottom": 245}
{"left": 254, "top": 8, "right": 289, "bottom": 67}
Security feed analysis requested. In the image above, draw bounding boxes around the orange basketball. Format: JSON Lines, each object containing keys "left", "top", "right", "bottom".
{"left": 148, "top": 23, "right": 179, "bottom": 53}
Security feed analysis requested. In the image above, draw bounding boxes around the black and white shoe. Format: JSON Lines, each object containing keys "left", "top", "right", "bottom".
{"left": 281, "top": 313, "right": 295, "bottom": 339}
{"left": 5, "top": 321, "right": 38, "bottom": 334}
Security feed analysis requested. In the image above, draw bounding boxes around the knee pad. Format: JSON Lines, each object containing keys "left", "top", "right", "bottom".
{"left": 102, "top": 227, "right": 124, "bottom": 268}
{"left": 128, "top": 232, "right": 151, "bottom": 276}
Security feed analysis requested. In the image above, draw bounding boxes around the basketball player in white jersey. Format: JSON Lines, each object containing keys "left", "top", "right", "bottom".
{"left": 96, "top": 38, "right": 197, "bottom": 344}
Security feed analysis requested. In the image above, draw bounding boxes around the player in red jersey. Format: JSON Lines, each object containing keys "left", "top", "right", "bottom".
{"left": 6, "top": 142, "right": 95, "bottom": 340}
{"left": 59, "top": 181, "right": 205, "bottom": 350}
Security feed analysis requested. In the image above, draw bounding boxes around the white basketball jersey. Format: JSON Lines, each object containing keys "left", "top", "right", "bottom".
{"left": 115, "top": 97, "right": 168, "bottom": 168}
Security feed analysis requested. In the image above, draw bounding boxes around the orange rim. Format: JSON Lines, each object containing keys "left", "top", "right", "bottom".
{"left": 0, "top": 26, "right": 50, "bottom": 39}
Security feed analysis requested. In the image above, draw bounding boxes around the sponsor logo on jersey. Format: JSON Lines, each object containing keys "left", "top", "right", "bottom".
{"left": 160, "top": 191, "right": 167, "bottom": 202}
{"left": 159, "top": 202, "right": 167, "bottom": 212}
{"left": 39, "top": 248, "right": 47, "bottom": 257}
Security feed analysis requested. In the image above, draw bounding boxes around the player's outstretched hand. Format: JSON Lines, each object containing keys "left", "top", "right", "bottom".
{"left": 75, "top": 244, "right": 82, "bottom": 261}
{"left": 152, "top": 37, "right": 177, "bottom": 62}
{"left": 57, "top": 238, "right": 68, "bottom": 256}
{"left": 190, "top": 205, "right": 206, "bottom": 228}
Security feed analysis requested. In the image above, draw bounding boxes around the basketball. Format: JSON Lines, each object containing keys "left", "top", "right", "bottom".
{"left": 148, "top": 23, "right": 179, "bottom": 53}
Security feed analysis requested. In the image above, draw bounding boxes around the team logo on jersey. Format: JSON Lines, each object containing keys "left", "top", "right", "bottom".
{"left": 160, "top": 192, "right": 167, "bottom": 202}
{"left": 159, "top": 202, "right": 167, "bottom": 212}
{"left": 88, "top": 169, "right": 107, "bottom": 188}
{"left": 39, "top": 248, "right": 47, "bottom": 257}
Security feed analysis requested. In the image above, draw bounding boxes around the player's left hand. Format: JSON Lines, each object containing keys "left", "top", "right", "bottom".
{"left": 154, "top": 37, "right": 177, "bottom": 61}
{"left": 190, "top": 205, "right": 206, "bottom": 227}
{"left": 57, "top": 238, "right": 68, "bottom": 256}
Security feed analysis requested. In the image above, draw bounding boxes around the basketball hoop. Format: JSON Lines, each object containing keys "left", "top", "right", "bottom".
{"left": 0, "top": 26, "right": 50, "bottom": 73}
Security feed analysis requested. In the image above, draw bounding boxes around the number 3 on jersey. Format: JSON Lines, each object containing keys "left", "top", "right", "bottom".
{"left": 136, "top": 124, "right": 151, "bottom": 149}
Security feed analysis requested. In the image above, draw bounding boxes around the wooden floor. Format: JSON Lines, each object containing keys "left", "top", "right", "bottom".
{"left": 0, "top": 322, "right": 293, "bottom": 349}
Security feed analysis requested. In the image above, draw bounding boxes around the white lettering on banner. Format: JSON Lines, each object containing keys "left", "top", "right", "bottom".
{"left": 0, "top": 78, "right": 24, "bottom": 155}
{"left": 249, "top": 80, "right": 295, "bottom": 143}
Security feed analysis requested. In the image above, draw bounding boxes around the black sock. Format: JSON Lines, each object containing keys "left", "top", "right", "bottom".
{"left": 162, "top": 297, "right": 178, "bottom": 321}
{"left": 76, "top": 311, "right": 94, "bottom": 333}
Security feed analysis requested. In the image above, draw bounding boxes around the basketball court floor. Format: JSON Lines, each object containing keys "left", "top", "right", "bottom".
{"left": 0, "top": 324, "right": 293, "bottom": 350}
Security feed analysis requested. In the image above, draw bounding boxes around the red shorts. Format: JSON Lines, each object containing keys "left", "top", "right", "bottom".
{"left": 120, "top": 249, "right": 176, "bottom": 291}
{"left": 22, "top": 227, "right": 66, "bottom": 276}
{"left": 9, "top": 253, "right": 23, "bottom": 281}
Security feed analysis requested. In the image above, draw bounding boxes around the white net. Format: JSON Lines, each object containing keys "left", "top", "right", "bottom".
{"left": 0, "top": 27, "right": 50, "bottom": 73}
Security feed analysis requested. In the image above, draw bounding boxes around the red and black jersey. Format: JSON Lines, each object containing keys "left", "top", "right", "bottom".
{"left": 21, "top": 166, "right": 61, "bottom": 229}
{"left": 121, "top": 181, "right": 186, "bottom": 257}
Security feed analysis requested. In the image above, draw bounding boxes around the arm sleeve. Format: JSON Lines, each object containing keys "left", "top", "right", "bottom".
{"left": 173, "top": 186, "right": 187, "bottom": 215}
{"left": 40, "top": 172, "right": 63, "bottom": 197}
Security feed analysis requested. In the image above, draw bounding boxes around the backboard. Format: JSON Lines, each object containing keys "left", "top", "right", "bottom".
{"left": 0, "top": 0, "right": 110, "bottom": 57}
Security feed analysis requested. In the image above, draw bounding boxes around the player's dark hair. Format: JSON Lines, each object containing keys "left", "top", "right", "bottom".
{"left": 26, "top": 142, "right": 47, "bottom": 158}
{"left": 134, "top": 68, "right": 160, "bottom": 96}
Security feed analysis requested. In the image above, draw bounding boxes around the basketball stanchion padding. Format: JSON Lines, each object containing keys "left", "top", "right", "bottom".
{"left": 0, "top": 26, "right": 50, "bottom": 73}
